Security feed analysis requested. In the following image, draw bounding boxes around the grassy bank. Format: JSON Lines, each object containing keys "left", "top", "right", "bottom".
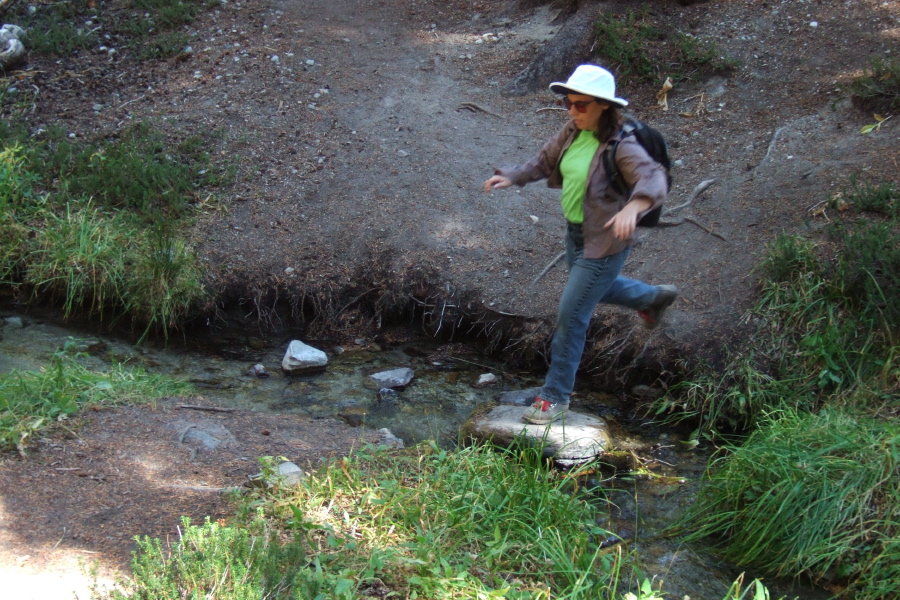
{"left": 656, "top": 176, "right": 899, "bottom": 597}
{"left": 0, "top": 341, "right": 192, "bottom": 454}
{"left": 94, "top": 442, "right": 774, "bottom": 600}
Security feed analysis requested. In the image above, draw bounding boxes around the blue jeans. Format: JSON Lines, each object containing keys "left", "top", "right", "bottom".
{"left": 539, "top": 229, "right": 657, "bottom": 405}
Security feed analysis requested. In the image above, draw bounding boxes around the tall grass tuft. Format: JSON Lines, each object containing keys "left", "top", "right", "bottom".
{"left": 239, "top": 442, "right": 631, "bottom": 599}
{"left": 654, "top": 177, "right": 899, "bottom": 438}
{"left": 0, "top": 343, "right": 192, "bottom": 454}
{"left": 679, "top": 409, "right": 900, "bottom": 598}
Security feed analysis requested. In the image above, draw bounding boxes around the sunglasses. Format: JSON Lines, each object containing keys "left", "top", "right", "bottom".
{"left": 560, "top": 98, "right": 598, "bottom": 113}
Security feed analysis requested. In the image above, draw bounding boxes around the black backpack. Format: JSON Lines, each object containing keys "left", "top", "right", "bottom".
{"left": 602, "top": 118, "right": 672, "bottom": 227}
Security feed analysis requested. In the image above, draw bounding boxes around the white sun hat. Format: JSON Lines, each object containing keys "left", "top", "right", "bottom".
{"left": 549, "top": 64, "right": 628, "bottom": 107}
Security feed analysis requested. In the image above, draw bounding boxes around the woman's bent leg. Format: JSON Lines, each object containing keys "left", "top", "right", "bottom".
{"left": 540, "top": 249, "right": 635, "bottom": 405}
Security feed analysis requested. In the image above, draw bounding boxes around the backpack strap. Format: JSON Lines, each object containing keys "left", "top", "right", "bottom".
{"left": 603, "top": 121, "right": 636, "bottom": 195}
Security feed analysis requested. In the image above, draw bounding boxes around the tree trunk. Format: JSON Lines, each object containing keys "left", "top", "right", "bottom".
{"left": 503, "top": 1, "right": 602, "bottom": 96}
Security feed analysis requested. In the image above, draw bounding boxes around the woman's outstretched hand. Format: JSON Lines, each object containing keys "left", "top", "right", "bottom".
{"left": 484, "top": 175, "right": 512, "bottom": 192}
{"left": 605, "top": 199, "right": 651, "bottom": 240}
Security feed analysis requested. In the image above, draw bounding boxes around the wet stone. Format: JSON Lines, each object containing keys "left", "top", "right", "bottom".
{"left": 462, "top": 404, "right": 612, "bottom": 468}
{"left": 370, "top": 367, "right": 414, "bottom": 389}
{"left": 282, "top": 340, "right": 328, "bottom": 375}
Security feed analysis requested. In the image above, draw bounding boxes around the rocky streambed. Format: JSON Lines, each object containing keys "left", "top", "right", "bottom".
{"left": 0, "top": 309, "right": 829, "bottom": 599}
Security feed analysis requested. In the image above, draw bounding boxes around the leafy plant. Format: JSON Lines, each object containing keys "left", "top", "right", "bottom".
{"left": 849, "top": 56, "right": 900, "bottom": 112}
{"left": 679, "top": 409, "right": 900, "bottom": 599}
{"left": 0, "top": 342, "right": 191, "bottom": 454}
{"left": 593, "top": 10, "right": 737, "bottom": 83}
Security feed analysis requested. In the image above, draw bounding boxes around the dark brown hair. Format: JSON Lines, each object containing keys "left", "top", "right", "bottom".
{"left": 593, "top": 104, "right": 622, "bottom": 142}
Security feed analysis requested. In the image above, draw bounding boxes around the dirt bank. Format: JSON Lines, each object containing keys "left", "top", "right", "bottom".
{"left": 9, "top": 0, "right": 900, "bottom": 381}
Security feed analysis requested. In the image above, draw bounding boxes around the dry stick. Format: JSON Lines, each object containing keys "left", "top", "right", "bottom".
{"left": 758, "top": 125, "right": 788, "bottom": 169}
{"left": 178, "top": 404, "right": 237, "bottom": 413}
{"left": 457, "top": 102, "right": 503, "bottom": 118}
{"left": 664, "top": 178, "right": 717, "bottom": 214}
{"left": 178, "top": 425, "right": 197, "bottom": 444}
{"left": 531, "top": 251, "right": 565, "bottom": 286}
{"left": 685, "top": 217, "right": 728, "bottom": 242}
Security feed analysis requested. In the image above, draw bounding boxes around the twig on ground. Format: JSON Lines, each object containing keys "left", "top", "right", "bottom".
{"left": 685, "top": 217, "right": 728, "bottom": 242}
{"left": 178, "top": 404, "right": 237, "bottom": 413}
{"left": 178, "top": 425, "right": 197, "bottom": 444}
{"left": 531, "top": 251, "right": 565, "bottom": 286}
{"left": 457, "top": 102, "right": 503, "bottom": 118}
{"left": 537, "top": 107, "right": 567, "bottom": 113}
{"left": 664, "top": 178, "right": 717, "bottom": 214}
{"left": 755, "top": 125, "right": 788, "bottom": 171}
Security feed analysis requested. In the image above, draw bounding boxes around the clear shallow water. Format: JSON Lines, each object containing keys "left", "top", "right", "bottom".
{"left": 0, "top": 309, "right": 830, "bottom": 600}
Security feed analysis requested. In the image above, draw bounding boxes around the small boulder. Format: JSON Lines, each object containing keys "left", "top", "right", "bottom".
{"left": 281, "top": 340, "right": 328, "bottom": 375}
{"left": 461, "top": 404, "right": 612, "bottom": 468}
{"left": 370, "top": 367, "right": 414, "bottom": 389}
{"left": 473, "top": 373, "right": 498, "bottom": 388}
{"left": 375, "top": 428, "right": 405, "bottom": 449}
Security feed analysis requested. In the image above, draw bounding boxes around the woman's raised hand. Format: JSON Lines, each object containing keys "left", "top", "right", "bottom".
{"left": 484, "top": 175, "right": 512, "bottom": 192}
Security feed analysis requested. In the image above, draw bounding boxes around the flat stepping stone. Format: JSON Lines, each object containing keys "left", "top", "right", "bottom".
{"left": 461, "top": 404, "right": 611, "bottom": 468}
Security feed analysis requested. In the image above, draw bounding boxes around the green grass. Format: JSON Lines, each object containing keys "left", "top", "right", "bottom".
{"left": 0, "top": 342, "right": 192, "bottom": 454}
{"left": 848, "top": 56, "right": 900, "bottom": 112}
{"left": 679, "top": 409, "right": 900, "bottom": 599}
{"left": 0, "top": 143, "right": 208, "bottom": 337}
{"left": 11, "top": 0, "right": 218, "bottom": 60}
{"left": 653, "top": 175, "right": 899, "bottom": 439}
{"left": 95, "top": 442, "right": 778, "bottom": 600}
{"left": 593, "top": 9, "right": 737, "bottom": 83}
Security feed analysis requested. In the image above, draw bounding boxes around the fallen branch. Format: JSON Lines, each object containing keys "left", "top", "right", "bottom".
{"left": 685, "top": 217, "right": 728, "bottom": 242}
{"left": 178, "top": 404, "right": 237, "bottom": 413}
{"left": 664, "top": 178, "right": 717, "bottom": 214}
{"left": 457, "top": 102, "right": 503, "bottom": 118}
{"left": 531, "top": 251, "right": 565, "bottom": 286}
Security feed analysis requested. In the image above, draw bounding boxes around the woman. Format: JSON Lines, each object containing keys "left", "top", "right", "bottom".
{"left": 483, "top": 64, "right": 677, "bottom": 425}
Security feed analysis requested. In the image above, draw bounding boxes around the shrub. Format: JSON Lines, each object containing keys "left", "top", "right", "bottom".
{"left": 680, "top": 409, "right": 900, "bottom": 599}
{"left": 593, "top": 10, "right": 737, "bottom": 83}
{"left": 849, "top": 56, "right": 900, "bottom": 112}
{"left": 0, "top": 343, "right": 191, "bottom": 454}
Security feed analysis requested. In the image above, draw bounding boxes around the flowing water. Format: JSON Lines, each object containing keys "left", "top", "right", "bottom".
{"left": 0, "top": 308, "right": 829, "bottom": 600}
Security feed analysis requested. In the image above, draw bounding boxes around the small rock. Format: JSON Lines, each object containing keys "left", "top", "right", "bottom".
{"left": 377, "top": 388, "right": 399, "bottom": 403}
{"left": 247, "top": 363, "right": 269, "bottom": 378}
{"left": 376, "top": 428, "right": 405, "bottom": 449}
{"left": 282, "top": 340, "right": 328, "bottom": 375}
{"left": 2, "top": 316, "right": 25, "bottom": 328}
{"left": 92, "top": 104, "right": 104, "bottom": 111}
{"left": 473, "top": 373, "right": 498, "bottom": 388}
{"left": 275, "top": 462, "right": 306, "bottom": 486}
{"left": 370, "top": 367, "right": 414, "bottom": 389}
{"left": 305, "top": 58, "right": 315, "bottom": 65}
{"left": 497, "top": 387, "right": 541, "bottom": 406}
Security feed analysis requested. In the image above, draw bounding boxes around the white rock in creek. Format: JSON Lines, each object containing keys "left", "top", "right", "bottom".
{"left": 462, "top": 404, "right": 611, "bottom": 468}
{"left": 370, "top": 367, "right": 414, "bottom": 389}
{"left": 281, "top": 340, "right": 328, "bottom": 375}
{"left": 473, "top": 373, "right": 498, "bottom": 388}
{"left": 376, "top": 428, "right": 405, "bottom": 449}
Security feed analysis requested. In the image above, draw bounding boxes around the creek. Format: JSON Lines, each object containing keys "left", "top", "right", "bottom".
{"left": 0, "top": 308, "right": 829, "bottom": 600}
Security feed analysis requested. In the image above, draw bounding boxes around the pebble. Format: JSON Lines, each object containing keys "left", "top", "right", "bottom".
{"left": 305, "top": 59, "right": 315, "bottom": 65}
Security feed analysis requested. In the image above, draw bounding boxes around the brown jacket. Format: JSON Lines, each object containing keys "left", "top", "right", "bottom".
{"left": 497, "top": 119, "right": 667, "bottom": 259}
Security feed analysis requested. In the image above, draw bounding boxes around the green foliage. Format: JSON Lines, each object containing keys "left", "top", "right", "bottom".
{"left": 593, "top": 9, "right": 737, "bottom": 83}
{"left": 11, "top": 0, "right": 218, "bottom": 60}
{"left": 848, "top": 56, "right": 900, "bottom": 112}
{"left": 14, "top": 3, "right": 98, "bottom": 56}
{"left": 240, "top": 442, "right": 631, "bottom": 599}
{"left": 0, "top": 342, "right": 191, "bottom": 454}
{"left": 26, "top": 123, "right": 223, "bottom": 220}
{"left": 0, "top": 134, "right": 211, "bottom": 337}
{"left": 594, "top": 9, "right": 662, "bottom": 82}
{"left": 102, "top": 517, "right": 307, "bottom": 600}
{"left": 654, "top": 177, "right": 899, "bottom": 438}
{"left": 680, "top": 409, "right": 900, "bottom": 598}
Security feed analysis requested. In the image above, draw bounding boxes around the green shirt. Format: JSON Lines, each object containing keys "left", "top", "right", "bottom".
{"left": 558, "top": 129, "right": 600, "bottom": 224}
